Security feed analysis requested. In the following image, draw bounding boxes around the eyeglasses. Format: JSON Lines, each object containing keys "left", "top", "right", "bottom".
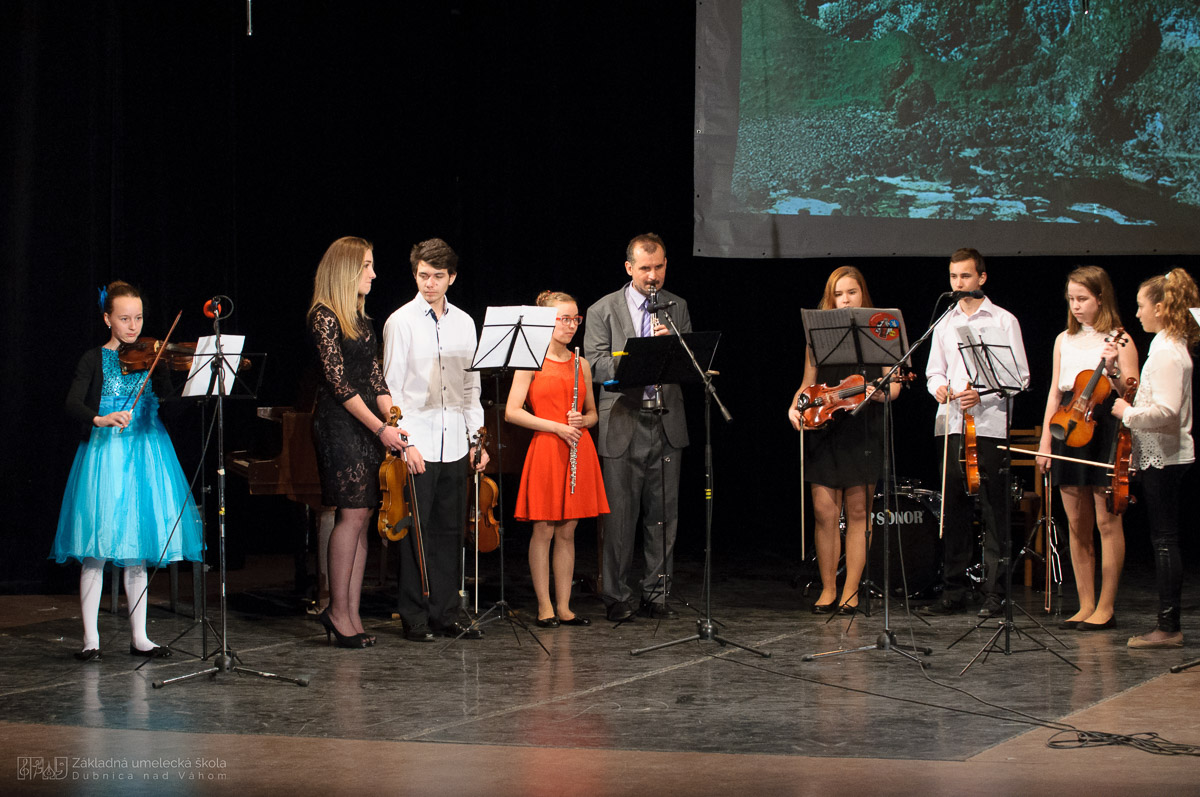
{"left": 556, "top": 316, "right": 583, "bottom": 326}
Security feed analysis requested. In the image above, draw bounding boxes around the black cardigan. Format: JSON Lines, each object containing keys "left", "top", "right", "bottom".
{"left": 65, "top": 347, "right": 173, "bottom": 442}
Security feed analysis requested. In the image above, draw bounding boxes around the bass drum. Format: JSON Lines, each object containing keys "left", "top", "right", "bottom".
{"left": 868, "top": 486, "right": 942, "bottom": 599}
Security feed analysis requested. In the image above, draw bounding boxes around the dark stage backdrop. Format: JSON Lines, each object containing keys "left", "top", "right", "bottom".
{"left": 4, "top": 1, "right": 1197, "bottom": 592}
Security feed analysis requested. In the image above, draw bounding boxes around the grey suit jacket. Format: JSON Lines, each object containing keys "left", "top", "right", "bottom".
{"left": 583, "top": 286, "right": 692, "bottom": 458}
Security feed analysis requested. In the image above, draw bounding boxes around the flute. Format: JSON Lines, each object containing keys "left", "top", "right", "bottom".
{"left": 570, "top": 346, "right": 580, "bottom": 495}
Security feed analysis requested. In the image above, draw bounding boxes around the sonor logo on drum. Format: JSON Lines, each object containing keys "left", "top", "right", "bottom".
{"left": 873, "top": 508, "right": 927, "bottom": 526}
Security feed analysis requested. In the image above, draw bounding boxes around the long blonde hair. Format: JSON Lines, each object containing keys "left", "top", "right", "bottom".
{"left": 308, "top": 237, "right": 373, "bottom": 340}
{"left": 1141, "top": 267, "right": 1200, "bottom": 350}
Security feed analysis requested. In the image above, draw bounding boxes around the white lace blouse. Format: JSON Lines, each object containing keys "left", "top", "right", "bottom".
{"left": 1123, "top": 331, "right": 1194, "bottom": 469}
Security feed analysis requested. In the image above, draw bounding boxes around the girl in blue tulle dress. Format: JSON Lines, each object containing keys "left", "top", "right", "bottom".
{"left": 51, "top": 281, "right": 204, "bottom": 661}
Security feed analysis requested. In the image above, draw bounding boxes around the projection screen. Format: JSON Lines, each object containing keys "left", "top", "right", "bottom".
{"left": 694, "top": 0, "right": 1200, "bottom": 259}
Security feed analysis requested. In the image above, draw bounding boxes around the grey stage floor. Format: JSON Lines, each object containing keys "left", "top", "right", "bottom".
{"left": 1, "top": 545, "right": 1198, "bottom": 795}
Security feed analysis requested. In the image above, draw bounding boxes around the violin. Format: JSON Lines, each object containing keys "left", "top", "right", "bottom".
{"left": 465, "top": 427, "right": 500, "bottom": 554}
{"left": 1105, "top": 377, "right": 1138, "bottom": 515}
{"left": 1050, "top": 328, "right": 1127, "bottom": 448}
{"left": 118, "top": 337, "right": 252, "bottom": 376}
{"left": 795, "top": 370, "right": 913, "bottom": 429}
{"left": 378, "top": 407, "right": 429, "bottom": 596}
{"left": 963, "top": 407, "right": 980, "bottom": 495}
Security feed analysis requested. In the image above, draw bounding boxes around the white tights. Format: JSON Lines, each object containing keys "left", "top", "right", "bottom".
{"left": 79, "top": 558, "right": 157, "bottom": 651}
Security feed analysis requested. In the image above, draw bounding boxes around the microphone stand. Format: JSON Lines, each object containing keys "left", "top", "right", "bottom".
{"left": 155, "top": 296, "right": 308, "bottom": 689}
{"left": 631, "top": 291, "right": 768, "bottom": 658}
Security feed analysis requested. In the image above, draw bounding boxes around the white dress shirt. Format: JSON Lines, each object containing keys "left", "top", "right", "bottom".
{"left": 382, "top": 294, "right": 484, "bottom": 463}
{"left": 926, "top": 297, "right": 1030, "bottom": 439}
{"left": 1124, "top": 331, "right": 1194, "bottom": 469}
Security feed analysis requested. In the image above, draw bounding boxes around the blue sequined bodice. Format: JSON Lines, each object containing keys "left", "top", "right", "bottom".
{"left": 101, "top": 347, "right": 151, "bottom": 397}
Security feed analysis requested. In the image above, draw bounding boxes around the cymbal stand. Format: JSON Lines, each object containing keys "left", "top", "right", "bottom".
{"left": 154, "top": 297, "right": 307, "bottom": 688}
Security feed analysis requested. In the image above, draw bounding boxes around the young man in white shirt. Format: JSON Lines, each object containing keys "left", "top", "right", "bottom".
{"left": 383, "top": 238, "right": 489, "bottom": 641}
{"left": 922, "top": 248, "right": 1030, "bottom": 617}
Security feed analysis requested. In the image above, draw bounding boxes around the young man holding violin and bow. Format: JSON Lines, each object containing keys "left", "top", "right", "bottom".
{"left": 383, "top": 238, "right": 489, "bottom": 642}
{"left": 921, "top": 249, "right": 1030, "bottom": 618}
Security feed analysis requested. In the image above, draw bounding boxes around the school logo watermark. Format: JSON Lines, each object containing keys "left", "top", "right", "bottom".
{"left": 17, "top": 756, "right": 227, "bottom": 782}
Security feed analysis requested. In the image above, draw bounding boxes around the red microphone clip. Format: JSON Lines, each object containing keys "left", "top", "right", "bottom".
{"left": 203, "top": 299, "right": 221, "bottom": 319}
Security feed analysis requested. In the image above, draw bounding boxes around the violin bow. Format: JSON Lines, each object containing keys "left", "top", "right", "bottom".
{"left": 397, "top": 419, "right": 430, "bottom": 598}
{"left": 118, "top": 310, "right": 183, "bottom": 427}
{"left": 938, "top": 389, "right": 951, "bottom": 540}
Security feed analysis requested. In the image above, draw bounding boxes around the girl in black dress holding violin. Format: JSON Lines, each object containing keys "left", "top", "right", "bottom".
{"left": 52, "top": 281, "right": 204, "bottom": 661}
{"left": 1104, "top": 268, "right": 1198, "bottom": 649}
{"left": 308, "top": 237, "right": 407, "bottom": 648}
{"left": 787, "top": 267, "right": 901, "bottom": 613}
{"left": 1036, "top": 266, "right": 1139, "bottom": 631}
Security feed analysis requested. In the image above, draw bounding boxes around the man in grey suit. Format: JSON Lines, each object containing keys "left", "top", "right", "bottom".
{"left": 584, "top": 233, "right": 691, "bottom": 622}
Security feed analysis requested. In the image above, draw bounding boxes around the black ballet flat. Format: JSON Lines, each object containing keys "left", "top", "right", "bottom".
{"left": 812, "top": 602, "right": 836, "bottom": 615}
{"left": 838, "top": 603, "right": 859, "bottom": 615}
{"left": 74, "top": 649, "right": 102, "bottom": 662}
{"left": 129, "top": 645, "right": 172, "bottom": 658}
{"left": 1058, "top": 620, "right": 1080, "bottom": 630}
{"left": 536, "top": 616, "right": 561, "bottom": 628}
{"left": 559, "top": 615, "right": 591, "bottom": 626}
{"left": 1076, "top": 615, "right": 1116, "bottom": 631}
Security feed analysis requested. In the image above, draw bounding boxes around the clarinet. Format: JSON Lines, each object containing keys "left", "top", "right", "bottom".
{"left": 570, "top": 346, "right": 580, "bottom": 495}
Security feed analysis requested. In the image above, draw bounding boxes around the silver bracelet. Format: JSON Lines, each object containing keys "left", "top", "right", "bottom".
{"left": 375, "top": 423, "right": 387, "bottom": 437}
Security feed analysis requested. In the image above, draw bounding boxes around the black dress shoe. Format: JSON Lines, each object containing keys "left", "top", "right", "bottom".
{"left": 74, "top": 649, "right": 102, "bottom": 662}
{"left": 606, "top": 601, "right": 636, "bottom": 622}
{"left": 559, "top": 615, "right": 591, "bottom": 626}
{"left": 129, "top": 645, "right": 172, "bottom": 658}
{"left": 978, "top": 595, "right": 1004, "bottom": 618}
{"left": 404, "top": 625, "right": 436, "bottom": 642}
{"left": 1076, "top": 615, "right": 1116, "bottom": 631}
{"left": 917, "top": 599, "right": 966, "bottom": 617}
{"left": 536, "top": 616, "right": 561, "bottom": 628}
{"left": 838, "top": 603, "right": 859, "bottom": 615}
{"left": 639, "top": 601, "right": 678, "bottom": 619}
{"left": 812, "top": 602, "right": 836, "bottom": 615}
{"left": 433, "top": 622, "right": 483, "bottom": 639}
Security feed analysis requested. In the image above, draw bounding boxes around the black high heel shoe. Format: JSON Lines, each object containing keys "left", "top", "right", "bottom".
{"left": 316, "top": 609, "right": 368, "bottom": 649}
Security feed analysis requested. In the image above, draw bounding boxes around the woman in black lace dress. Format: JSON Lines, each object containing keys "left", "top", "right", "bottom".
{"left": 308, "top": 237, "right": 406, "bottom": 648}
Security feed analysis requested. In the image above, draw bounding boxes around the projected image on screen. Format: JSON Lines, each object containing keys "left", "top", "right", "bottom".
{"left": 732, "top": 1, "right": 1200, "bottom": 227}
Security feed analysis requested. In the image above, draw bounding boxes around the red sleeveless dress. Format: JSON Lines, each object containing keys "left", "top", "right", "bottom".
{"left": 514, "top": 355, "right": 609, "bottom": 521}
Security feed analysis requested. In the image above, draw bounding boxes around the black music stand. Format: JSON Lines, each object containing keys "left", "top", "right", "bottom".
{"left": 155, "top": 301, "right": 307, "bottom": 688}
{"left": 447, "top": 305, "right": 557, "bottom": 656}
{"left": 799, "top": 307, "right": 934, "bottom": 667}
{"left": 945, "top": 328, "right": 1078, "bottom": 674}
{"left": 619, "top": 330, "right": 767, "bottom": 658}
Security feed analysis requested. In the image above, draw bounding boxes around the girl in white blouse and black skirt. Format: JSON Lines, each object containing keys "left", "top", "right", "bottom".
{"left": 1104, "top": 268, "right": 1199, "bottom": 649}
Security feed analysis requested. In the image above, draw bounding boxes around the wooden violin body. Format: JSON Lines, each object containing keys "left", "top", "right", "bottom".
{"left": 119, "top": 336, "right": 252, "bottom": 376}
{"left": 963, "top": 411, "right": 980, "bottom": 495}
{"left": 1105, "top": 377, "right": 1138, "bottom": 515}
{"left": 378, "top": 407, "right": 428, "bottom": 594}
{"left": 795, "top": 370, "right": 912, "bottom": 430}
{"left": 465, "top": 427, "right": 500, "bottom": 553}
{"left": 1050, "top": 328, "right": 1126, "bottom": 448}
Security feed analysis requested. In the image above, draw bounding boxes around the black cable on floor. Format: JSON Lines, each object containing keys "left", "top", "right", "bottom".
{"left": 709, "top": 649, "right": 1200, "bottom": 757}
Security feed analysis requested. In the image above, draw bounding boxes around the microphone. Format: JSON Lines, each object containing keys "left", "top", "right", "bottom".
{"left": 951, "top": 290, "right": 985, "bottom": 301}
{"left": 203, "top": 297, "right": 222, "bottom": 319}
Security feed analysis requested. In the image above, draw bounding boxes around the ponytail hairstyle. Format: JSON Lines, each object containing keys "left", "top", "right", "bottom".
{"left": 536, "top": 290, "right": 576, "bottom": 308}
{"left": 1064, "top": 266, "right": 1122, "bottom": 335}
{"left": 818, "top": 266, "right": 873, "bottom": 310}
{"left": 308, "top": 237, "right": 373, "bottom": 341}
{"left": 1140, "top": 268, "right": 1200, "bottom": 349}
{"left": 100, "top": 280, "right": 140, "bottom": 315}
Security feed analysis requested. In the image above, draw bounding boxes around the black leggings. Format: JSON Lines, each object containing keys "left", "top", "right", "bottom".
{"left": 1140, "top": 464, "right": 1189, "bottom": 632}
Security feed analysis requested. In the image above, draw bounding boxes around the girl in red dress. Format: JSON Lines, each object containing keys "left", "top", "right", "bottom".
{"left": 507, "top": 291, "right": 609, "bottom": 627}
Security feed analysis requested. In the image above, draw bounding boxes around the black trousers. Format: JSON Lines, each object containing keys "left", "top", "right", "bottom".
{"left": 940, "top": 434, "right": 1009, "bottom": 602}
{"left": 397, "top": 456, "right": 468, "bottom": 630}
{"left": 1140, "top": 464, "right": 1189, "bottom": 632}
